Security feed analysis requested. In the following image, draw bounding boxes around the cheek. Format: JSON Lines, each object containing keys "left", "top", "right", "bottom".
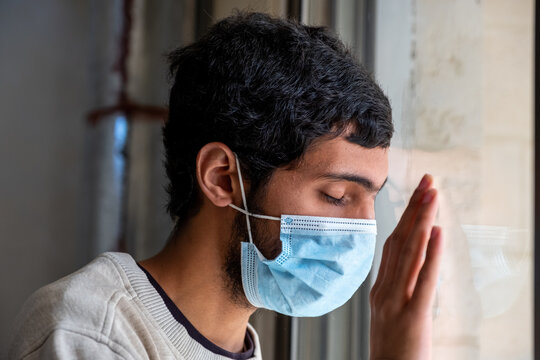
{"left": 276, "top": 188, "right": 330, "bottom": 217}
{"left": 262, "top": 172, "right": 311, "bottom": 215}
{"left": 273, "top": 188, "right": 316, "bottom": 215}
{"left": 251, "top": 217, "right": 283, "bottom": 260}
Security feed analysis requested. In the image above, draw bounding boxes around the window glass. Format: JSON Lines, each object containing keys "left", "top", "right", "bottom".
{"left": 373, "top": 1, "right": 533, "bottom": 359}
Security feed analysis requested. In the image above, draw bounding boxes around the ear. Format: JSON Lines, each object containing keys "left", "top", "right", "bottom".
{"left": 195, "top": 143, "right": 240, "bottom": 208}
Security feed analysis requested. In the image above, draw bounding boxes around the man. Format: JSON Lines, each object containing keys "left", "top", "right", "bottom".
{"left": 9, "top": 11, "right": 442, "bottom": 360}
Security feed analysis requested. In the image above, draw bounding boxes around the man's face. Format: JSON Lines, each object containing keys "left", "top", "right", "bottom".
{"left": 223, "top": 135, "right": 389, "bottom": 307}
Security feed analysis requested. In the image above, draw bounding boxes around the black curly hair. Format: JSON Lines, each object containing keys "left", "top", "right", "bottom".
{"left": 162, "top": 10, "right": 393, "bottom": 226}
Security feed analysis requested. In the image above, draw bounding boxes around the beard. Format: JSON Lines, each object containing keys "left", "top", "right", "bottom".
{"left": 221, "top": 185, "right": 282, "bottom": 308}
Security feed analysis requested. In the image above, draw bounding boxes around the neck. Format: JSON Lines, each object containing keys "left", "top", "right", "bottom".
{"left": 139, "top": 212, "right": 255, "bottom": 353}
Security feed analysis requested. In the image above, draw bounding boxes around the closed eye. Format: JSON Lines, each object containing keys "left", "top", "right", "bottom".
{"left": 323, "top": 193, "right": 346, "bottom": 206}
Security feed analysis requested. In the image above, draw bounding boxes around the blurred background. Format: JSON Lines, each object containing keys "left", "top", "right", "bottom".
{"left": 0, "top": 0, "right": 533, "bottom": 359}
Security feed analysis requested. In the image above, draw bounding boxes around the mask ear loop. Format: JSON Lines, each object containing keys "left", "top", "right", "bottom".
{"left": 229, "top": 204, "right": 281, "bottom": 221}
{"left": 230, "top": 153, "right": 280, "bottom": 244}
{"left": 233, "top": 153, "right": 254, "bottom": 244}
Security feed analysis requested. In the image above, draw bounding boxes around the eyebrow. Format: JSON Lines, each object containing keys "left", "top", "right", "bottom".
{"left": 318, "top": 173, "right": 388, "bottom": 194}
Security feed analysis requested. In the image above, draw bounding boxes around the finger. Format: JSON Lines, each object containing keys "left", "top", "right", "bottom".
{"left": 396, "top": 188, "right": 439, "bottom": 297}
{"left": 411, "top": 226, "right": 443, "bottom": 312}
{"left": 392, "top": 174, "right": 433, "bottom": 238}
{"left": 372, "top": 175, "right": 434, "bottom": 299}
{"left": 383, "top": 175, "right": 434, "bottom": 282}
{"left": 370, "top": 236, "right": 392, "bottom": 299}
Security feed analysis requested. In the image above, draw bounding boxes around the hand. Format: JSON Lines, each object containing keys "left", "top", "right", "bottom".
{"left": 369, "top": 174, "right": 443, "bottom": 360}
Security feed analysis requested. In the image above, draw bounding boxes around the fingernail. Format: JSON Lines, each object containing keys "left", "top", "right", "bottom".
{"left": 418, "top": 174, "right": 430, "bottom": 191}
{"left": 422, "top": 189, "right": 435, "bottom": 204}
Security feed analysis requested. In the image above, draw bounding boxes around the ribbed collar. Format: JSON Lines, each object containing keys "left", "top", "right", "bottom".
{"left": 104, "top": 252, "right": 262, "bottom": 360}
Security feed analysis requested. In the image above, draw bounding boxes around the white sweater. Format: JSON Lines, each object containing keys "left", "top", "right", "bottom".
{"left": 8, "top": 252, "right": 263, "bottom": 360}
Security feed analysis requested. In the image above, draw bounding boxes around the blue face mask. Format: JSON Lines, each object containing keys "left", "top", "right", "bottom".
{"left": 228, "top": 153, "right": 377, "bottom": 317}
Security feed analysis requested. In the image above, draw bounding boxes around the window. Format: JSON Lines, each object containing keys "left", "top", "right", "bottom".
{"left": 209, "top": 1, "right": 534, "bottom": 359}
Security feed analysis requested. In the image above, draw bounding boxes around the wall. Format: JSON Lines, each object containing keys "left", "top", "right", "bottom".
{"left": 0, "top": 0, "right": 187, "bottom": 355}
{"left": 0, "top": 1, "right": 93, "bottom": 355}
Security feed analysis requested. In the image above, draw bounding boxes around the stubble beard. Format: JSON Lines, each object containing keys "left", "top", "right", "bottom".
{"left": 221, "top": 188, "right": 282, "bottom": 309}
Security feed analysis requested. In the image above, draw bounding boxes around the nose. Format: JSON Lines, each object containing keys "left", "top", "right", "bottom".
{"left": 348, "top": 201, "right": 375, "bottom": 220}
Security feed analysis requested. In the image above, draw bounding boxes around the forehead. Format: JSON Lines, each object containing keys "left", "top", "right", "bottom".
{"left": 294, "top": 136, "right": 389, "bottom": 181}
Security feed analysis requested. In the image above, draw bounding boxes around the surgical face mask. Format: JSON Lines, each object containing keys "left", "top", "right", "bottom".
{"left": 228, "top": 153, "right": 377, "bottom": 317}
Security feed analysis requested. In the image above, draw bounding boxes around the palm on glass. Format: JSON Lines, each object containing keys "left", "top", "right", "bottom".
{"left": 369, "top": 174, "right": 443, "bottom": 360}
